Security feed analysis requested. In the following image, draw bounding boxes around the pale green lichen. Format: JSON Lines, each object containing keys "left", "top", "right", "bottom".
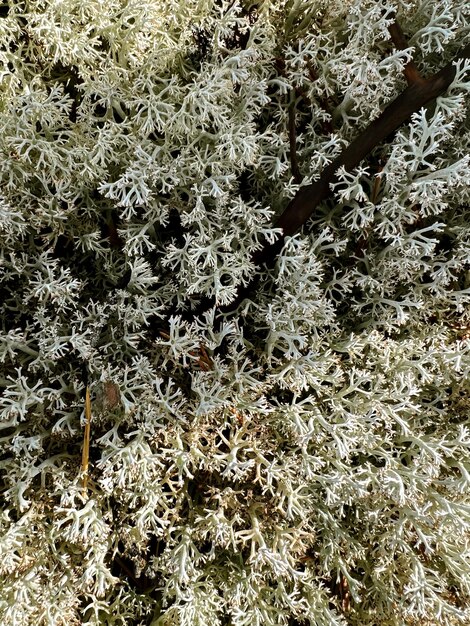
{"left": 0, "top": 1, "right": 469, "bottom": 625}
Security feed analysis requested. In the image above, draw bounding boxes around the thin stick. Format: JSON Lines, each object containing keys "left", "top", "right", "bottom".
{"left": 388, "top": 21, "right": 424, "bottom": 86}
{"left": 81, "top": 386, "right": 92, "bottom": 494}
{"left": 273, "top": 46, "right": 469, "bottom": 239}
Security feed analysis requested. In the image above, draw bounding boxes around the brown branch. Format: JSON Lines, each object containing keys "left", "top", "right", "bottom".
{"left": 275, "top": 43, "right": 469, "bottom": 238}
{"left": 388, "top": 21, "right": 424, "bottom": 86}
{"left": 218, "top": 36, "right": 470, "bottom": 317}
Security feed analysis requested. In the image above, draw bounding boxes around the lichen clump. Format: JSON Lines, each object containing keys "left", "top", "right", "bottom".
{"left": 0, "top": 1, "right": 469, "bottom": 625}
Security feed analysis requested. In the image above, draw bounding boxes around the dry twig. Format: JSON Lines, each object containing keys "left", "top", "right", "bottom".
{"left": 81, "top": 386, "right": 92, "bottom": 494}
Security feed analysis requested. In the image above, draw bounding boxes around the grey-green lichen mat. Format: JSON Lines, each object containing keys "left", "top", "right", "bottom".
{"left": 0, "top": 1, "right": 469, "bottom": 625}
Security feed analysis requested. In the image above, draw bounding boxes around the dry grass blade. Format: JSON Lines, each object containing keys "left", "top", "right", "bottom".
{"left": 81, "top": 386, "right": 92, "bottom": 494}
